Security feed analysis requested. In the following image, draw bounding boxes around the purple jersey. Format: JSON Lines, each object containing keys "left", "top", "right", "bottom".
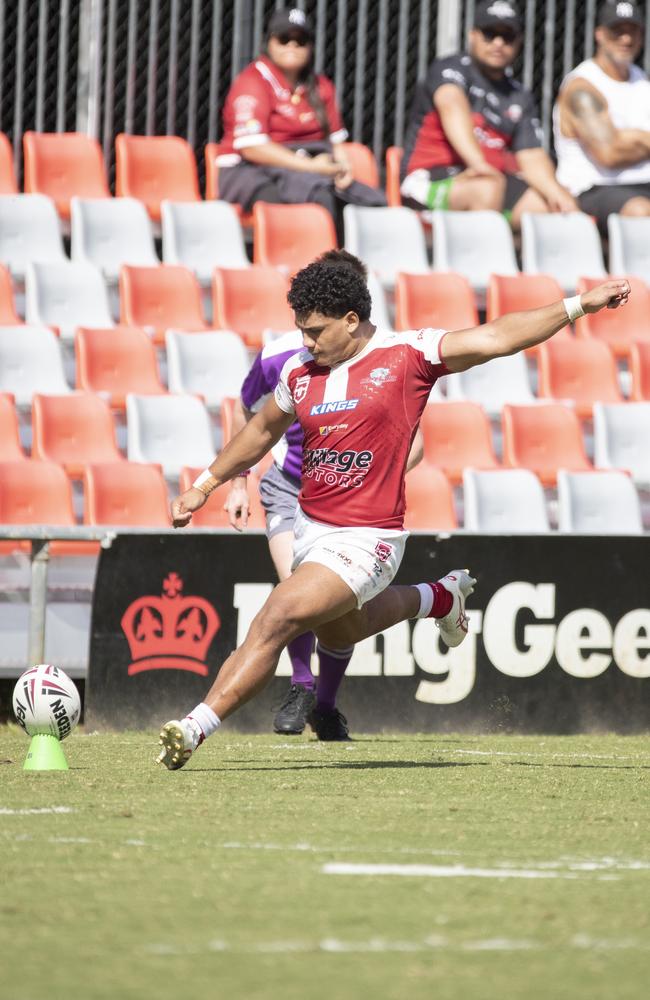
{"left": 240, "top": 329, "right": 304, "bottom": 481}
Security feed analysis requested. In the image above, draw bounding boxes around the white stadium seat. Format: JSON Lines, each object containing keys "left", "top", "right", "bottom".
{"left": 463, "top": 468, "right": 549, "bottom": 532}
{"left": 431, "top": 210, "right": 518, "bottom": 294}
{"left": 161, "top": 200, "right": 250, "bottom": 281}
{"left": 165, "top": 330, "right": 250, "bottom": 409}
{"left": 557, "top": 469, "right": 643, "bottom": 534}
{"left": 343, "top": 205, "right": 429, "bottom": 288}
{"left": 0, "top": 325, "right": 70, "bottom": 405}
{"left": 366, "top": 270, "right": 392, "bottom": 330}
{"left": 521, "top": 211, "right": 606, "bottom": 292}
{"left": 71, "top": 196, "right": 158, "bottom": 281}
{"left": 126, "top": 392, "right": 216, "bottom": 478}
{"left": 593, "top": 401, "right": 650, "bottom": 486}
{"left": 446, "top": 352, "right": 535, "bottom": 416}
{"left": 607, "top": 214, "right": 650, "bottom": 284}
{"left": 0, "top": 193, "right": 66, "bottom": 279}
{"left": 25, "top": 260, "right": 114, "bottom": 342}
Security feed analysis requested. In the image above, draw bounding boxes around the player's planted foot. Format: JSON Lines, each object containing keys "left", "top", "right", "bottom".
{"left": 435, "top": 569, "right": 476, "bottom": 648}
{"left": 308, "top": 706, "right": 350, "bottom": 741}
{"left": 273, "top": 683, "right": 316, "bottom": 735}
{"left": 156, "top": 718, "right": 203, "bottom": 770}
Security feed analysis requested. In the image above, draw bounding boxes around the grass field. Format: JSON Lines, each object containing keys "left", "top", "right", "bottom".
{"left": 2, "top": 727, "right": 649, "bottom": 1000}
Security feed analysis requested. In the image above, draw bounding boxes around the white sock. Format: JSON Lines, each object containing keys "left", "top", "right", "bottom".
{"left": 413, "top": 583, "right": 434, "bottom": 618}
{"left": 185, "top": 702, "right": 221, "bottom": 741}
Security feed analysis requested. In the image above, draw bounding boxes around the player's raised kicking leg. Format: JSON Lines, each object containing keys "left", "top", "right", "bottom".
{"left": 157, "top": 562, "right": 475, "bottom": 769}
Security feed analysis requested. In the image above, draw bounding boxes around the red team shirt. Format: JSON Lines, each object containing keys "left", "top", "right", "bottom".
{"left": 220, "top": 55, "right": 348, "bottom": 157}
{"left": 274, "top": 328, "right": 448, "bottom": 530}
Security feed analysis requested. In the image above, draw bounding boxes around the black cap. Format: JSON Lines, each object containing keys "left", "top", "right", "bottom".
{"left": 597, "top": 1, "right": 644, "bottom": 28}
{"left": 266, "top": 8, "right": 314, "bottom": 41}
{"left": 474, "top": 1, "right": 523, "bottom": 34}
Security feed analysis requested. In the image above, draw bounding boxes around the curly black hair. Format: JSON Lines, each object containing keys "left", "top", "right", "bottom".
{"left": 287, "top": 250, "right": 372, "bottom": 322}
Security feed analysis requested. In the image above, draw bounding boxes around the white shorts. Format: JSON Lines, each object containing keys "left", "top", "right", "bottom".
{"left": 291, "top": 508, "right": 409, "bottom": 609}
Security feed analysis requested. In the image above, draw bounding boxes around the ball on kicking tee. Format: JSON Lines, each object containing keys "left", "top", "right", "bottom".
{"left": 12, "top": 664, "right": 81, "bottom": 741}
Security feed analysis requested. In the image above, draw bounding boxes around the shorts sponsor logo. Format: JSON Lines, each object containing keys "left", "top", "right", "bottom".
{"left": 374, "top": 541, "right": 393, "bottom": 563}
{"left": 323, "top": 546, "right": 353, "bottom": 567}
{"left": 310, "top": 399, "right": 359, "bottom": 415}
{"left": 319, "top": 423, "right": 348, "bottom": 435}
{"left": 293, "top": 374, "right": 311, "bottom": 403}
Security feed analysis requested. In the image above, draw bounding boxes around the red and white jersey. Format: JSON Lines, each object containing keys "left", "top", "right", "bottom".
{"left": 219, "top": 56, "right": 347, "bottom": 158}
{"left": 274, "top": 327, "right": 448, "bottom": 529}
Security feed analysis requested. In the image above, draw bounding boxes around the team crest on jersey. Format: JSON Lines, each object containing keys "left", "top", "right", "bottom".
{"left": 294, "top": 375, "right": 311, "bottom": 403}
{"left": 363, "top": 366, "right": 396, "bottom": 389}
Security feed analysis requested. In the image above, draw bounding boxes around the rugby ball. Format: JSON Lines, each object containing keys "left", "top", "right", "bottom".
{"left": 12, "top": 664, "right": 81, "bottom": 740}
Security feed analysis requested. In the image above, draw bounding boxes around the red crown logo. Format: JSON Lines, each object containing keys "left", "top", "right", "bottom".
{"left": 121, "top": 572, "right": 220, "bottom": 676}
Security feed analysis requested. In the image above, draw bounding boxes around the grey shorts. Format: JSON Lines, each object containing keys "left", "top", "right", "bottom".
{"left": 258, "top": 462, "right": 301, "bottom": 539}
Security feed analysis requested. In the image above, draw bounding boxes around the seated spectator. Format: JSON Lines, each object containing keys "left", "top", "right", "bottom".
{"left": 400, "top": 1, "right": 576, "bottom": 228}
{"left": 554, "top": 1, "right": 650, "bottom": 235}
{"left": 216, "top": 7, "right": 386, "bottom": 237}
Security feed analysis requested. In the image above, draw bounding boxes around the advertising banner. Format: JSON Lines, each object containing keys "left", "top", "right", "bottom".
{"left": 87, "top": 532, "right": 650, "bottom": 733}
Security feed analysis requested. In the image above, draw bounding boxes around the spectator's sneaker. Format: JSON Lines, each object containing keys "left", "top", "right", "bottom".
{"left": 435, "top": 569, "right": 476, "bottom": 648}
{"left": 273, "top": 683, "right": 316, "bottom": 735}
{"left": 156, "top": 718, "right": 203, "bottom": 770}
{"left": 308, "top": 706, "right": 351, "bottom": 741}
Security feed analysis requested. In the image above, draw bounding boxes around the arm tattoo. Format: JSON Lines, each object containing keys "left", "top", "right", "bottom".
{"left": 567, "top": 86, "right": 615, "bottom": 145}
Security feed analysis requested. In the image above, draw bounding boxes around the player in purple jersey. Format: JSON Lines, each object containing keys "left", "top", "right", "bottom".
{"left": 226, "top": 328, "right": 353, "bottom": 740}
{"left": 157, "top": 251, "right": 629, "bottom": 770}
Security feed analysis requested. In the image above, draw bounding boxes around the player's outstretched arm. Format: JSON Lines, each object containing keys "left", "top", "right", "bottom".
{"left": 171, "top": 397, "right": 293, "bottom": 528}
{"left": 441, "top": 279, "right": 630, "bottom": 373}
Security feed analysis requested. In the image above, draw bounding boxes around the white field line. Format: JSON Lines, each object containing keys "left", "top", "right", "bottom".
{"left": 444, "top": 748, "right": 650, "bottom": 763}
{"left": 143, "top": 934, "right": 649, "bottom": 957}
{"left": 0, "top": 806, "right": 75, "bottom": 815}
{"left": 323, "top": 862, "right": 582, "bottom": 880}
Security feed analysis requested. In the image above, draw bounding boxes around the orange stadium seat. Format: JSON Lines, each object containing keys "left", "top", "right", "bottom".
{"left": 84, "top": 462, "right": 170, "bottom": 526}
{"left": 486, "top": 272, "right": 566, "bottom": 320}
{"left": 23, "top": 132, "right": 110, "bottom": 218}
{"left": 179, "top": 467, "right": 266, "bottom": 529}
{"left": 339, "top": 142, "right": 380, "bottom": 188}
{"left": 420, "top": 402, "right": 500, "bottom": 485}
{"left": 0, "top": 459, "right": 96, "bottom": 556}
{"left": 219, "top": 396, "right": 237, "bottom": 446}
{"left": 0, "top": 264, "right": 23, "bottom": 324}
{"left": 395, "top": 272, "right": 478, "bottom": 331}
{"left": 31, "top": 392, "right": 124, "bottom": 479}
{"left": 629, "top": 342, "right": 650, "bottom": 401}
{"left": 120, "top": 264, "right": 207, "bottom": 345}
{"left": 0, "top": 131, "right": 18, "bottom": 193}
{"left": 253, "top": 202, "right": 336, "bottom": 275}
{"left": 403, "top": 463, "right": 457, "bottom": 531}
{"left": 0, "top": 394, "right": 26, "bottom": 461}
{"left": 575, "top": 276, "right": 650, "bottom": 358}
{"left": 537, "top": 337, "right": 623, "bottom": 419}
{"left": 501, "top": 403, "right": 593, "bottom": 485}
{"left": 212, "top": 266, "right": 293, "bottom": 349}
{"left": 75, "top": 326, "right": 166, "bottom": 410}
{"left": 385, "top": 146, "right": 403, "bottom": 207}
{"left": 116, "top": 134, "right": 201, "bottom": 222}
{"left": 626, "top": 341, "right": 650, "bottom": 403}
{"left": 204, "top": 142, "right": 221, "bottom": 202}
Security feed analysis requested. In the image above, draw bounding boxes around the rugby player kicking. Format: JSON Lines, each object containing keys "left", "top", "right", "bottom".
{"left": 157, "top": 251, "right": 629, "bottom": 769}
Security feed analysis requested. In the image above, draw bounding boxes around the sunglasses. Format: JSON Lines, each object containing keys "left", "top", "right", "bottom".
{"left": 274, "top": 32, "right": 312, "bottom": 46}
{"left": 480, "top": 26, "right": 520, "bottom": 43}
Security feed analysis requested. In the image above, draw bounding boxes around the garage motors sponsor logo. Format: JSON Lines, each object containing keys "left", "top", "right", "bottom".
{"left": 303, "top": 446, "right": 373, "bottom": 487}
{"left": 310, "top": 399, "right": 359, "bottom": 415}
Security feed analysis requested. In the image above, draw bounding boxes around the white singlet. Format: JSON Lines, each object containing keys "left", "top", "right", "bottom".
{"left": 553, "top": 59, "right": 650, "bottom": 196}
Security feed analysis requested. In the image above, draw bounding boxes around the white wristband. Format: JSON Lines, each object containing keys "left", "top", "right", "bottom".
{"left": 192, "top": 469, "right": 218, "bottom": 495}
{"left": 563, "top": 295, "right": 585, "bottom": 323}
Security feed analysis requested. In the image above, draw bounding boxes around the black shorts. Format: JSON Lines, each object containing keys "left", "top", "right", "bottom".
{"left": 578, "top": 183, "right": 650, "bottom": 235}
{"left": 402, "top": 165, "right": 529, "bottom": 212}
